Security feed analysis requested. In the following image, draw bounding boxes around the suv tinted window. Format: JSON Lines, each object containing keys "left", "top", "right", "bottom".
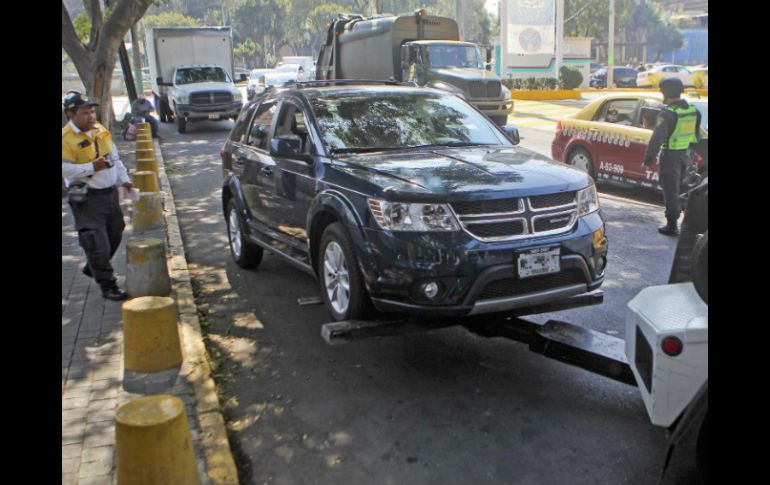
{"left": 230, "top": 104, "right": 257, "bottom": 143}
{"left": 247, "top": 100, "right": 277, "bottom": 150}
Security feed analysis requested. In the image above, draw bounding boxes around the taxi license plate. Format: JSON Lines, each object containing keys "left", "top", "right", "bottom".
{"left": 517, "top": 247, "right": 560, "bottom": 279}
{"left": 208, "top": 113, "right": 219, "bottom": 120}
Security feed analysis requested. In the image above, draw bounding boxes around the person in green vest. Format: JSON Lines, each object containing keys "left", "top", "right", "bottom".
{"left": 642, "top": 77, "right": 701, "bottom": 236}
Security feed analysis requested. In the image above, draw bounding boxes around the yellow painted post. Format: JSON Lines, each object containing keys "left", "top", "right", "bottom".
{"left": 135, "top": 158, "right": 159, "bottom": 177}
{"left": 132, "top": 192, "right": 164, "bottom": 232}
{"left": 136, "top": 132, "right": 152, "bottom": 143}
{"left": 137, "top": 139, "right": 154, "bottom": 151}
{"left": 115, "top": 395, "right": 200, "bottom": 485}
{"left": 126, "top": 238, "right": 171, "bottom": 297}
{"left": 132, "top": 171, "right": 160, "bottom": 193}
{"left": 122, "top": 296, "right": 182, "bottom": 372}
{"left": 136, "top": 148, "right": 156, "bottom": 161}
{"left": 136, "top": 122, "right": 151, "bottom": 132}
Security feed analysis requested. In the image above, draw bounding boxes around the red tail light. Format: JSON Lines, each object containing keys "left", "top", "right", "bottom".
{"left": 555, "top": 121, "right": 563, "bottom": 134}
{"left": 220, "top": 148, "right": 225, "bottom": 160}
{"left": 661, "top": 336, "right": 683, "bottom": 356}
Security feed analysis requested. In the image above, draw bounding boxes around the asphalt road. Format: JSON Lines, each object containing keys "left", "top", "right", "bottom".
{"left": 159, "top": 112, "right": 702, "bottom": 485}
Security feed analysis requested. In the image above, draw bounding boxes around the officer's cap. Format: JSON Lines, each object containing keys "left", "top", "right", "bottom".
{"left": 659, "top": 77, "right": 684, "bottom": 98}
{"left": 63, "top": 91, "right": 99, "bottom": 112}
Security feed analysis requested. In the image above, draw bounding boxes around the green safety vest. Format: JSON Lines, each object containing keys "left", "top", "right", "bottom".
{"left": 662, "top": 103, "right": 698, "bottom": 150}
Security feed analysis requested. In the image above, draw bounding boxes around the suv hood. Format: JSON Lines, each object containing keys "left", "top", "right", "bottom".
{"left": 174, "top": 81, "right": 238, "bottom": 95}
{"left": 433, "top": 68, "right": 501, "bottom": 82}
{"left": 333, "top": 147, "right": 590, "bottom": 201}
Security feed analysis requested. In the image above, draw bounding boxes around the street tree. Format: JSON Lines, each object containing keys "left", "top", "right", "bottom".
{"left": 142, "top": 12, "right": 200, "bottom": 29}
{"left": 62, "top": 0, "right": 156, "bottom": 124}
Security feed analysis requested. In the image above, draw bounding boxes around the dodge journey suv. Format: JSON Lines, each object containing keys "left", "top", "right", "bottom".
{"left": 221, "top": 81, "right": 608, "bottom": 321}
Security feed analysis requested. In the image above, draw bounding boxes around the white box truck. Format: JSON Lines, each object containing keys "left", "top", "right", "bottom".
{"left": 146, "top": 27, "right": 243, "bottom": 133}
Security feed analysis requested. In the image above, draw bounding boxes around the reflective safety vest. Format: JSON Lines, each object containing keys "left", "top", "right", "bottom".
{"left": 662, "top": 104, "right": 698, "bottom": 150}
{"left": 62, "top": 122, "right": 113, "bottom": 164}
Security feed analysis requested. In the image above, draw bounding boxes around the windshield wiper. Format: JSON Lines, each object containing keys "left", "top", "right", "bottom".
{"left": 329, "top": 146, "right": 409, "bottom": 155}
{"left": 406, "top": 142, "right": 497, "bottom": 150}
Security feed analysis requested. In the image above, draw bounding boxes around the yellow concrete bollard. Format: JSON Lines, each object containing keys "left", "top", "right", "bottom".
{"left": 137, "top": 139, "right": 154, "bottom": 150}
{"left": 136, "top": 148, "right": 156, "bottom": 161}
{"left": 126, "top": 239, "right": 171, "bottom": 297}
{"left": 132, "top": 192, "right": 164, "bottom": 232}
{"left": 132, "top": 171, "right": 160, "bottom": 193}
{"left": 122, "top": 297, "right": 183, "bottom": 372}
{"left": 115, "top": 395, "right": 200, "bottom": 485}
{"left": 136, "top": 133, "right": 152, "bottom": 144}
{"left": 136, "top": 122, "right": 151, "bottom": 132}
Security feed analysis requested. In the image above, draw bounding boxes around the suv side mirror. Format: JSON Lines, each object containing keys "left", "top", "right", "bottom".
{"left": 157, "top": 77, "right": 173, "bottom": 87}
{"left": 270, "top": 135, "right": 312, "bottom": 163}
{"left": 502, "top": 125, "right": 520, "bottom": 145}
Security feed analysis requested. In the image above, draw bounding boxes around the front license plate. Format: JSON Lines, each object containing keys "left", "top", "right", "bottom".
{"left": 208, "top": 113, "right": 220, "bottom": 120}
{"left": 517, "top": 247, "right": 560, "bottom": 279}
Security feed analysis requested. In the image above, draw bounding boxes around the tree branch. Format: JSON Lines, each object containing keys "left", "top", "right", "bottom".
{"left": 62, "top": 1, "right": 92, "bottom": 78}
{"left": 84, "top": 0, "right": 103, "bottom": 51}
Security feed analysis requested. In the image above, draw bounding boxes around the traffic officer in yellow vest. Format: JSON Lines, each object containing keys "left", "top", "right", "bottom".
{"left": 62, "top": 92, "right": 133, "bottom": 301}
{"left": 642, "top": 77, "right": 701, "bottom": 236}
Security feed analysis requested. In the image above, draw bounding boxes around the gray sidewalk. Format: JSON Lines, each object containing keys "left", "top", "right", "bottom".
{"left": 61, "top": 138, "right": 209, "bottom": 484}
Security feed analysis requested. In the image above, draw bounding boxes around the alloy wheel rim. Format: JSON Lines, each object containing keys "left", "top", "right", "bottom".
{"left": 229, "top": 209, "right": 242, "bottom": 258}
{"left": 323, "top": 241, "right": 350, "bottom": 315}
{"left": 571, "top": 153, "right": 591, "bottom": 174}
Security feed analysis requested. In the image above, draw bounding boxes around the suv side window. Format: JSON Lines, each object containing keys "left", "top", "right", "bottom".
{"left": 247, "top": 100, "right": 277, "bottom": 150}
{"left": 595, "top": 99, "right": 638, "bottom": 126}
{"left": 274, "top": 101, "right": 312, "bottom": 154}
{"left": 230, "top": 104, "right": 258, "bottom": 144}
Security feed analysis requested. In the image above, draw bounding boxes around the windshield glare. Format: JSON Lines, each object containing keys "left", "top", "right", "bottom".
{"left": 175, "top": 67, "right": 230, "bottom": 85}
{"left": 309, "top": 92, "right": 507, "bottom": 152}
{"left": 426, "top": 45, "right": 483, "bottom": 69}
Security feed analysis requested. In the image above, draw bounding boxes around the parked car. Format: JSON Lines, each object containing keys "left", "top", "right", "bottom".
{"left": 551, "top": 93, "right": 707, "bottom": 190}
{"left": 247, "top": 68, "right": 276, "bottom": 100}
{"left": 234, "top": 66, "right": 250, "bottom": 82}
{"left": 589, "top": 67, "right": 638, "bottom": 88}
{"left": 263, "top": 71, "right": 299, "bottom": 87}
{"left": 636, "top": 64, "right": 694, "bottom": 87}
{"left": 221, "top": 82, "right": 608, "bottom": 321}
{"left": 275, "top": 63, "right": 308, "bottom": 81}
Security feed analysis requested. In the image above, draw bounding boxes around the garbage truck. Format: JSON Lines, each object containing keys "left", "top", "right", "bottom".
{"left": 316, "top": 10, "right": 512, "bottom": 126}
{"left": 146, "top": 27, "right": 243, "bottom": 133}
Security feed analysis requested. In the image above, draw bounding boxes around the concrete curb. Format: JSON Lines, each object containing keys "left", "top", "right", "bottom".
{"left": 153, "top": 139, "right": 240, "bottom": 484}
{"left": 576, "top": 87, "right": 708, "bottom": 97}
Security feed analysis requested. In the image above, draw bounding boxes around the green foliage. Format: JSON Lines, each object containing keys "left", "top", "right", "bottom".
{"left": 558, "top": 66, "right": 583, "bottom": 90}
{"left": 564, "top": 0, "right": 631, "bottom": 42}
{"left": 143, "top": 12, "right": 200, "bottom": 29}
{"left": 649, "top": 20, "right": 684, "bottom": 61}
{"left": 234, "top": 39, "right": 264, "bottom": 68}
{"left": 524, "top": 77, "right": 539, "bottom": 90}
{"left": 73, "top": 12, "right": 91, "bottom": 43}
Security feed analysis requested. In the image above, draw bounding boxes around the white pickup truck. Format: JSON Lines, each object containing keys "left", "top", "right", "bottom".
{"left": 147, "top": 27, "right": 243, "bottom": 133}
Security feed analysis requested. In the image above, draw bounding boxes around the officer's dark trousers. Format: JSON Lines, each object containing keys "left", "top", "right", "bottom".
{"left": 658, "top": 149, "right": 689, "bottom": 222}
{"left": 69, "top": 188, "right": 125, "bottom": 290}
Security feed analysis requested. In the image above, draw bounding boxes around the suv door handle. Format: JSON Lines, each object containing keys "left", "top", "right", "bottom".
{"left": 261, "top": 166, "right": 273, "bottom": 176}
{"left": 234, "top": 157, "right": 246, "bottom": 165}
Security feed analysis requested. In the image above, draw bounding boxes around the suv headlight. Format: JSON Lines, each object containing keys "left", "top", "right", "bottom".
{"left": 576, "top": 184, "right": 600, "bottom": 216}
{"left": 501, "top": 85, "right": 512, "bottom": 101}
{"left": 234, "top": 90, "right": 242, "bottom": 101}
{"left": 368, "top": 199, "right": 460, "bottom": 232}
{"left": 177, "top": 92, "right": 189, "bottom": 104}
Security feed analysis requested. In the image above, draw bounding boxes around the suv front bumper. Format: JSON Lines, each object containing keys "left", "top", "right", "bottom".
{"left": 356, "top": 212, "right": 607, "bottom": 317}
{"left": 175, "top": 101, "right": 242, "bottom": 120}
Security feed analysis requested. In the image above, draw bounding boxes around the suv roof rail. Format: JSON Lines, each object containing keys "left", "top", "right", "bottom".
{"left": 281, "top": 79, "right": 412, "bottom": 89}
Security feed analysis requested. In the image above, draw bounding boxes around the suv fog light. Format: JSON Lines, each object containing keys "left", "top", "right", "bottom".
{"left": 423, "top": 282, "right": 440, "bottom": 299}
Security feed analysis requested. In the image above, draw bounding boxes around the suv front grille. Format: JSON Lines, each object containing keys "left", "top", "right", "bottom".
{"left": 190, "top": 91, "right": 233, "bottom": 105}
{"left": 468, "top": 80, "right": 502, "bottom": 98}
{"left": 451, "top": 192, "right": 577, "bottom": 241}
{"left": 478, "top": 269, "right": 586, "bottom": 300}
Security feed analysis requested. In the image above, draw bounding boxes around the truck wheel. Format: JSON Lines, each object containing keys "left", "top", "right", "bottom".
{"left": 318, "top": 223, "right": 371, "bottom": 321}
{"left": 176, "top": 113, "right": 187, "bottom": 134}
{"left": 159, "top": 97, "right": 172, "bottom": 123}
{"left": 691, "top": 231, "right": 708, "bottom": 304}
{"left": 696, "top": 414, "right": 708, "bottom": 484}
{"left": 568, "top": 147, "right": 595, "bottom": 179}
{"left": 226, "top": 200, "right": 263, "bottom": 269}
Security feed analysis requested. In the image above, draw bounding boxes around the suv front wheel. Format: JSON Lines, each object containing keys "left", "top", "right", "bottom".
{"left": 319, "top": 223, "right": 370, "bottom": 321}
{"left": 227, "top": 200, "right": 263, "bottom": 269}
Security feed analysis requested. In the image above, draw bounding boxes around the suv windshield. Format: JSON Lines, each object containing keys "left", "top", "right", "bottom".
{"left": 309, "top": 91, "right": 506, "bottom": 152}
{"left": 175, "top": 67, "right": 230, "bottom": 85}
{"left": 425, "top": 45, "right": 483, "bottom": 69}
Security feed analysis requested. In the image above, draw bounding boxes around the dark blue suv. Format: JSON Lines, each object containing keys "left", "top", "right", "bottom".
{"left": 221, "top": 81, "right": 608, "bottom": 321}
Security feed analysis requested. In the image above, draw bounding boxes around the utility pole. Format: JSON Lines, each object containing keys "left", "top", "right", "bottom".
{"left": 501, "top": 0, "right": 508, "bottom": 79}
{"left": 455, "top": 0, "right": 465, "bottom": 40}
{"left": 555, "top": 0, "right": 564, "bottom": 79}
{"left": 131, "top": 22, "right": 144, "bottom": 95}
{"left": 607, "top": 0, "right": 615, "bottom": 88}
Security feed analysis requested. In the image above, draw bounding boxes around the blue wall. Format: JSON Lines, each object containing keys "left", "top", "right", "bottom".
{"left": 648, "top": 29, "right": 708, "bottom": 65}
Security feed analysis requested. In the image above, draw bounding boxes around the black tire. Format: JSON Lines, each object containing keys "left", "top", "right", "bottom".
{"left": 176, "top": 112, "right": 187, "bottom": 134}
{"left": 318, "top": 222, "right": 371, "bottom": 321}
{"left": 691, "top": 231, "right": 708, "bottom": 304}
{"left": 159, "top": 96, "right": 172, "bottom": 123}
{"left": 696, "top": 414, "right": 708, "bottom": 485}
{"left": 226, "top": 200, "right": 263, "bottom": 269}
{"left": 567, "top": 147, "right": 596, "bottom": 179}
